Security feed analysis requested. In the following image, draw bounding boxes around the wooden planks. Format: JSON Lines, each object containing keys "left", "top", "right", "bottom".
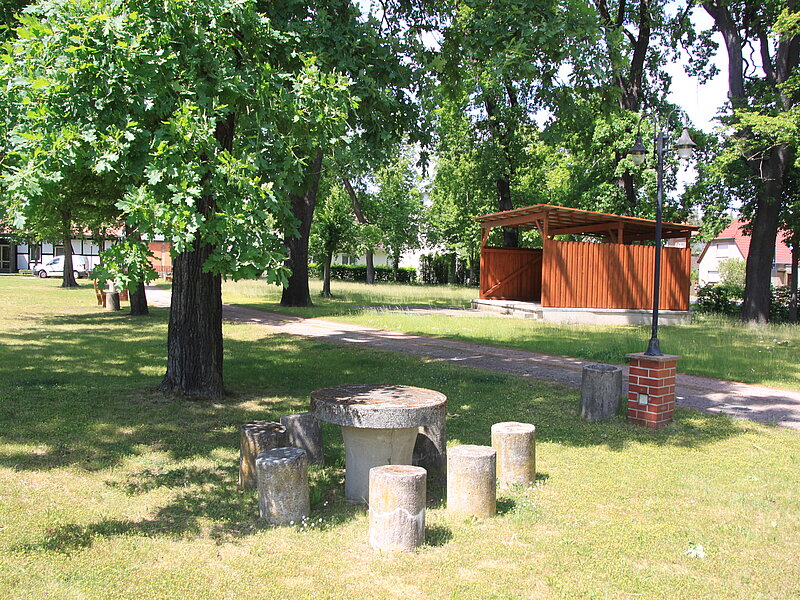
{"left": 480, "top": 248, "right": 542, "bottom": 301}
{"left": 540, "top": 241, "right": 690, "bottom": 310}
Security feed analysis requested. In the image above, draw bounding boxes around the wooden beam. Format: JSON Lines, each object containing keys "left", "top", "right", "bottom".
{"left": 479, "top": 212, "right": 545, "bottom": 228}
{"left": 548, "top": 221, "right": 619, "bottom": 236}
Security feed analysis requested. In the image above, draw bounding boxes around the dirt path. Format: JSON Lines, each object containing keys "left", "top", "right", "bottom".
{"left": 146, "top": 287, "right": 800, "bottom": 430}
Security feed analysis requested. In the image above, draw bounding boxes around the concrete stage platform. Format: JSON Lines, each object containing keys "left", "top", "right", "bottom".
{"left": 471, "top": 299, "right": 691, "bottom": 326}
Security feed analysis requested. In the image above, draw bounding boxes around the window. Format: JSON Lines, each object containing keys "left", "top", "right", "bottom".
{"left": 54, "top": 245, "right": 65, "bottom": 256}
{"left": 29, "top": 244, "right": 41, "bottom": 263}
{"left": 707, "top": 270, "right": 719, "bottom": 283}
{"left": 716, "top": 243, "right": 737, "bottom": 258}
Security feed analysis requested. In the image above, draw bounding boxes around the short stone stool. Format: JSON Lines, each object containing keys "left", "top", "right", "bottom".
{"left": 281, "top": 412, "right": 323, "bottom": 465}
{"left": 239, "top": 421, "right": 288, "bottom": 488}
{"left": 580, "top": 363, "right": 623, "bottom": 421}
{"left": 447, "top": 445, "right": 496, "bottom": 517}
{"left": 491, "top": 422, "right": 536, "bottom": 489}
{"left": 369, "top": 465, "right": 427, "bottom": 552}
{"left": 255, "top": 447, "right": 310, "bottom": 526}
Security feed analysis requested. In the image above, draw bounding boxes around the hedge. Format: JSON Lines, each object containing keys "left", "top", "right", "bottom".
{"left": 308, "top": 263, "right": 417, "bottom": 283}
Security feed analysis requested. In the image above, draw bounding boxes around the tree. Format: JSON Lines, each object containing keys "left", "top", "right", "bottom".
{"left": 372, "top": 149, "right": 425, "bottom": 279}
{"left": 696, "top": 0, "right": 799, "bottom": 322}
{"left": 309, "top": 179, "right": 358, "bottom": 297}
{"left": 268, "top": 0, "right": 421, "bottom": 307}
{"left": 3, "top": 0, "right": 351, "bottom": 399}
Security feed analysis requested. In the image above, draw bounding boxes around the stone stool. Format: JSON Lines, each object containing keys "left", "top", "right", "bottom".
{"left": 447, "top": 445, "right": 496, "bottom": 517}
{"left": 491, "top": 422, "right": 536, "bottom": 489}
{"left": 580, "top": 363, "right": 623, "bottom": 421}
{"left": 369, "top": 465, "right": 426, "bottom": 552}
{"left": 239, "top": 421, "right": 288, "bottom": 488}
{"left": 255, "top": 447, "right": 309, "bottom": 526}
{"left": 281, "top": 412, "right": 323, "bottom": 465}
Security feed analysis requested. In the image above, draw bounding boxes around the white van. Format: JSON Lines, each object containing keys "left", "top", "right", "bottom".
{"left": 33, "top": 255, "right": 89, "bottom": 279}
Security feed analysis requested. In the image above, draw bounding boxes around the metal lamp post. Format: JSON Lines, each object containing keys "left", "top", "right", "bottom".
{"left": 628, "top": 115, "right": 696, "bottom": 356}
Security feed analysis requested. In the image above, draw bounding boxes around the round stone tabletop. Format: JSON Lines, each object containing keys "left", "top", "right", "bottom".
{"left": 311, "top": 384, "right": 446, "bottom": 429}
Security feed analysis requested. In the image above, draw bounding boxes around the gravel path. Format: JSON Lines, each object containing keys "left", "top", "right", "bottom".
{"left": 146, "top": 287, "right": 800, "bottom": 430}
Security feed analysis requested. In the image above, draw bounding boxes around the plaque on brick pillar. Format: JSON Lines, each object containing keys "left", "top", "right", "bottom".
{"left": 625, "top": 353, "right": 681, "bottom": 429}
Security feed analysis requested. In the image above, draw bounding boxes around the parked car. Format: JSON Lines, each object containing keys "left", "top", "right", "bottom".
{"left": 33, "top": 255, "right": 89, "bottom": 279}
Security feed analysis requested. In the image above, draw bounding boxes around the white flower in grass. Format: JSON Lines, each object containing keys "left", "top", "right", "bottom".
{"left": 686, "top": 542, "right": 707, "bottom": 559}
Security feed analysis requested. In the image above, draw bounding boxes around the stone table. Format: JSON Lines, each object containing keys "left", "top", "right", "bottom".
{"left": 311, "top": 384, "right": 447, "bottom": 503}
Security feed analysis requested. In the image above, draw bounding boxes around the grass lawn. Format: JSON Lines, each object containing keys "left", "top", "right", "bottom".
{"left": 223, "top": 278, "right": 800, "bottom": 390}
{"left": 2, "top": 275, "right": 800, "bottom": 599}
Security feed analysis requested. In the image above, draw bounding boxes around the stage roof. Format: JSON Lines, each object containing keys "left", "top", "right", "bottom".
{"left": 476, "top": 204, "right": 699, "bottom": 242}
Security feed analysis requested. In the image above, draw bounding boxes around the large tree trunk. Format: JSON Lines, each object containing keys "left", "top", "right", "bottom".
{"left": 158, "top": 114, "right": 232, "bottom": 400}
{"left": 365, "top": 250, "right": 375, "bottom": 284}
{"left": 281, "top": 150, "right": 325, "bottom": 307}
{"left": 158, "top": 241, "right": 223, "bottom": 399}
{"left": 322, "top": 251, "right": 333, "bottom": 298}
{"left": 484, "top": 96, "right": 518, "bottom": 248}
{"left": 60, "top": 211, "right": 78, "bottom": 288}
{"left": 125, "top": 224, "right": 149, "bottom": 316}
{"left": 129, "top": 282, "right": 149, "bottom": 316}
{"left": 703, "top": 0, "right": 797, "bottom": 322}
{"left": 741, "top": 150, "right": 788, "bottom": 322}
{"left": 595, "top": 0, "right": 650, "bottom": 214}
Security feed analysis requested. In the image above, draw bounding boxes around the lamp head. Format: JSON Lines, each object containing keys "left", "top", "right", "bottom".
{"left": 628, "top": 134, "right": 648, "bottom": 166}
{"left": 674, "top": 127, "right": 697, "bottom": 160}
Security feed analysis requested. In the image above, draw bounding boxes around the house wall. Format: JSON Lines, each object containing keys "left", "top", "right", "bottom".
{"left": 15, "top": 238, "right": 115, "bottom": 272}
{"left": 698, "top": 240, "right": 790, "bottom": 286}
{"left": 698, "top": 241, "right": 744, "bottom": 285}
{"left": 148, "top": 241, "right": 173, "bottom": 276}
{"left": 335, "top": 248, "right": 424, "bottom": 270}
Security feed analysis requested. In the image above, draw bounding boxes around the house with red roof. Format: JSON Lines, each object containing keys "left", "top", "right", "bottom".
{"left": 697, "top": 219, "right": 793, "bottom": 287}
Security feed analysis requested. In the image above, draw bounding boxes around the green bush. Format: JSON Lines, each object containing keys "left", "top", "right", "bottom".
{"left": 308, "top": 263, "right": 416, "bottom": 283}
{"left": 696, "top": 283, "right": 795, "bottom": 323}
{"left": 770, "top": 286, "right": 793, "bottom": 323}
{"left": 419, "top": 253, "right": 472, "bottom": 285}
{"left": 696, "top": 283, "right": 740, "bottom": 316}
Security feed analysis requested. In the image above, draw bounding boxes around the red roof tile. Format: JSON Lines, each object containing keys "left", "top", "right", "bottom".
{"left": 714, "top": 219, "right": 792, "bottom": 264}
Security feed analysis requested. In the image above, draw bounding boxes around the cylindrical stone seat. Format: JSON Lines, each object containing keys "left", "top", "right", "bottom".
{"left": 255, "top": 447, "right": 309, "bottom": 526}
{"left": 104, "top": 291, "right": 121, "bottom": 311}
{"left": 447, "top": 445, "right": 496, "bottom": 517}
{"left": 580, "top": 363, "right": 623, "bottom": 421}
{"left": 281, "top": 412, "right": 323, "bottom": 465}
{"left": 239, "top": 421, "right": 288, "bottom": 488}
{"left": 491, "top": 422, "right": 536, "bottom": 489}
{"left": 369, "top": 465, "right": 426, "bottom": 552}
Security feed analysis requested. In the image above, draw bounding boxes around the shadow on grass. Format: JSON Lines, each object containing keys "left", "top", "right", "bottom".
{"left": 0, "top": 302, "right": 754, "bottom": 552}
{"left": 423, "top": 524, "right": 453, "bottom": 547}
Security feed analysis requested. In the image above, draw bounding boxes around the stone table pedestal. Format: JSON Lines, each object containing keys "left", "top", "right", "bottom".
{"left": 311, "top": 384, "right": 446, "bottom": 503}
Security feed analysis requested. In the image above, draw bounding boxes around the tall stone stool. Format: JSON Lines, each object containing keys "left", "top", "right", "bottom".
{"left": 369, "top": 465, "right": 427, "bottom": 552}
{"left": 255, "top": 447, "right": 310, "bottom": 526}
{"left": 281, "top": 412, "right": 323, "bottom": 465}
{"left": 239, "top": 421, "right": 288, "bottom": 489}
{"left": 580, "top": 363, "right": 623, "bottom": 421}
{"left": 491, "top": 422, "right": 536, "bottom": 489}
{"left": 447, "top": 445, "right": 496, "bottom": 517}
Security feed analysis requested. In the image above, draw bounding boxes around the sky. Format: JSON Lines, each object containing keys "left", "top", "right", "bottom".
{"left": 666, "top": 10, "right": 728, "bottom": 134}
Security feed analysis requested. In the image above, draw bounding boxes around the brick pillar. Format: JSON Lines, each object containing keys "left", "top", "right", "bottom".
{"left": 625, "top": 353, "right": 681, "bottom": 429}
